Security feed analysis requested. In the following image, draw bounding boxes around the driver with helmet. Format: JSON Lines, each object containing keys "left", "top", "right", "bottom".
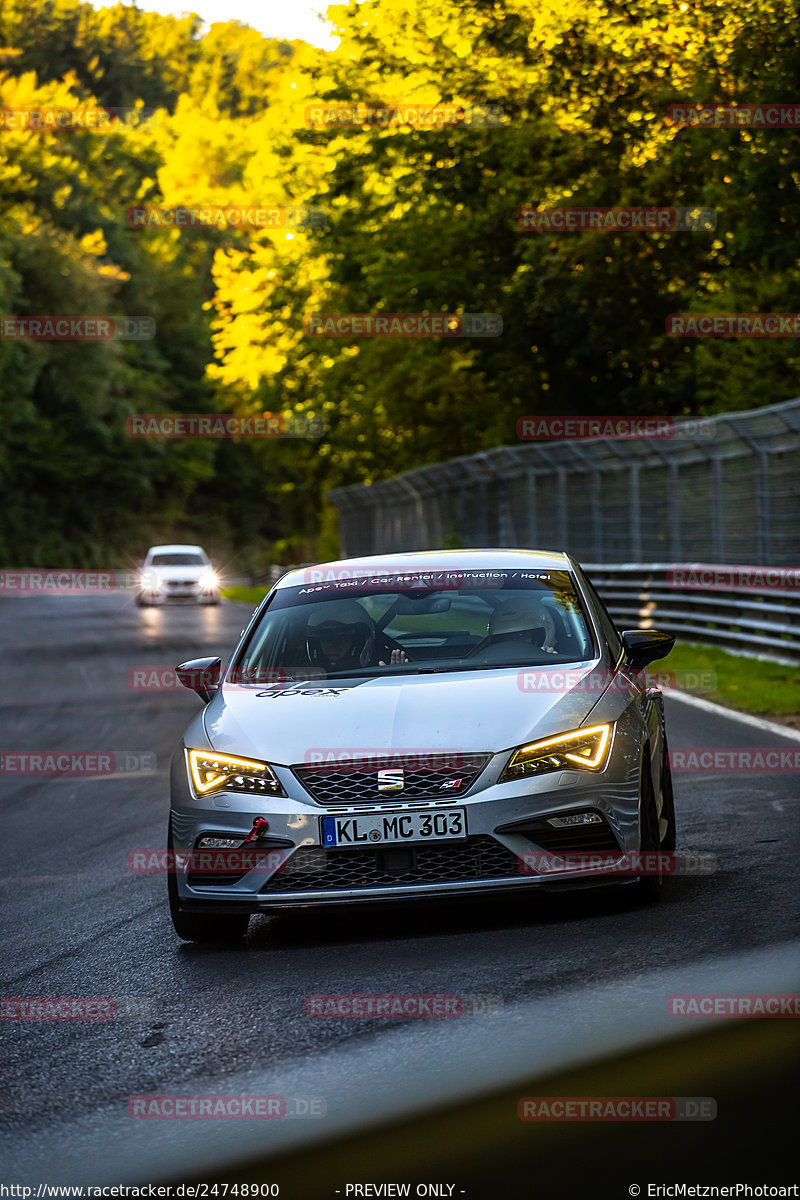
{"left": 306, "top": 600, "right": 409, "bottom": 673}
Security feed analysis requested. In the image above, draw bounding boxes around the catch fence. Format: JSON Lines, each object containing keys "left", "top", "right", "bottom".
{"left": 328, "top": 399, "right": 800, "bottom": 566}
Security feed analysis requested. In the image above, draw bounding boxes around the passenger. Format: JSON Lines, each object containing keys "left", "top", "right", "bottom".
{"left": 487, "top": 599, "right": 559, "bottom": 655}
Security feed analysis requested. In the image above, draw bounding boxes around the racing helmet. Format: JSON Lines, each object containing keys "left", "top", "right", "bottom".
{"left": 306, "top": 600, "right": 373, "bottom": 659}
{"left": 488, "top": 598, "right": 557, "bottom": 648}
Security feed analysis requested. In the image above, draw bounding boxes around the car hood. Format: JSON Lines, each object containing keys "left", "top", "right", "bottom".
{"left": 201, "top": 664, "right": 606, "bottom": 765}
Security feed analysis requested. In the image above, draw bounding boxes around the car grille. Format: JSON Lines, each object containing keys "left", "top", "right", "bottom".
{"left": 167, "top": 580, "right": 197, "bottom": 588}
{"left": 293, "top": 753, "right": 490, "bottom": 808}
{"left": 260, "top": 835, "right": 520, "bottom": 893}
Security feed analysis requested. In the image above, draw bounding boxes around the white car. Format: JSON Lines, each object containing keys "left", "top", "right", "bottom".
{"left": 136, "top": 544, "right": 220, "bottom": 606}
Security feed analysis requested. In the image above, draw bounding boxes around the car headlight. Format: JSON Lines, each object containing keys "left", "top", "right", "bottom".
{"left": 187, "top": 749, "right": 285, "bottom": 797}
{"left": 199, "top": 570, "right": 218, "bottom": 589}
{"left": 141, "top": 571, "right": 164, "bottom": 591}
{"left": 500, "top": 724, "right": 612, "bottom": 782}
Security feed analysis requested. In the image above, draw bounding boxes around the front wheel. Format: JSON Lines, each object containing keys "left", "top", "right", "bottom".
{"left": 635, "top": 756, "right": 663, "bottom": 902}
{"left": 167, "top": 824, "right": 250, "bottom": 943}
{"left": 658, "top": 733, "right": 677, "bottom": 852}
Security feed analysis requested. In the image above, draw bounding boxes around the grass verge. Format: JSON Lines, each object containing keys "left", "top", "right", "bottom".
{"left": 667, "top": 640, "right": 800, "bottom": 727}
{"left": 221, "top": 586, "right": 270, "bottom": 605}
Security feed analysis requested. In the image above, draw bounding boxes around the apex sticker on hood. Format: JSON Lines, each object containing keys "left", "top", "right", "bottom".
{"left": 254, "top": 676, "right": 375, "bottom": 698}
{"left": 256, "top": 686, "right": 340, "bottom": 699}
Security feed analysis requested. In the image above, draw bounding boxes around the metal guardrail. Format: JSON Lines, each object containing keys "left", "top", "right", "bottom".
{"left": 586, "top": 562, "right": 800, "bottom": 663}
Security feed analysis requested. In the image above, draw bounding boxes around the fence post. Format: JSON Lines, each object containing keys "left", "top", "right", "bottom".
{"left": 629, "top": 463, "right": 642, "bottom": 561}
{"left": 526, "top": 470, "right": 537, "bottom": 548}
{"left": 669, "top": 462, "right": 682, "bottom": 561}
{"left": 757, "top": 449, "right": 772, "bottom": 565}
{"left": 710, "top": 452, "right": 724, "bottom": 562}
{"left": 557, "top": 467, "right": 568, "bottom": 549}
{"left": 570, "top": 444, "right": 603, "bottom": 561}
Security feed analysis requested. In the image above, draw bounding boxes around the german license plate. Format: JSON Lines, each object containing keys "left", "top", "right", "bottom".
{"left": 321, "top": 808, "right": 467, "bottom": 848}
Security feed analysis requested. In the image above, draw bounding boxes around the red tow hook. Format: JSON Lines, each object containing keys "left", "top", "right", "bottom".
{"left": 242, "top": 817, "right": 270, "bottom": 845}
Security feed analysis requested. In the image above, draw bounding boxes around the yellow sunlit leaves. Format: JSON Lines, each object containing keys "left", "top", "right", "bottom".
{"left": 80, "top": 231, "right": 107, "bottom": 256}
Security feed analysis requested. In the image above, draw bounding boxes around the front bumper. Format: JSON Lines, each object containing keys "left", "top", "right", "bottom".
{"left": 169, "top": 735, "right": 643, "bottom": 912}
{"left": 139, "top": 584, "right": 218, "bottom": 604}
{"left": 175, "top": 872, "right": 636, "bottom": 915}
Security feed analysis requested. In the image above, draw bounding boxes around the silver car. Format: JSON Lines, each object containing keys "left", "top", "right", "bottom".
{"left": 167, "top": 550, "right": 676, "bottom": 941}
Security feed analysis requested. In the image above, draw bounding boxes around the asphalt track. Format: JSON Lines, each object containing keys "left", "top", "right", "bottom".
{"left": 1, "top": 593, "right": 799, "bottom": 1190}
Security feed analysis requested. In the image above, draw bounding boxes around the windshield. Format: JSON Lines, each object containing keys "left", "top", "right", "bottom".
{"left": 231, "top": 568, "right": 597, "bottom": 682}
{"left": 149, "top": 553, "right": 206, "bottom": 567}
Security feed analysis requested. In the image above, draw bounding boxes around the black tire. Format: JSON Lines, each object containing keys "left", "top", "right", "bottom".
{"left": 135, "top": 594, "right": 147, "bottom": 607}
{"left": 635, "top": 755, "right": 663, "bottom": 902}
{"left": 658, "top": 732, "right": 677, "bottom": 852}
{"left": 167, "top": 823, "right": 250, "bottom": 943}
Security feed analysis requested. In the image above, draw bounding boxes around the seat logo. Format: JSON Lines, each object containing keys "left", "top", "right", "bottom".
{"left": 377, "top": 768, "right": 405, "bottom": 793}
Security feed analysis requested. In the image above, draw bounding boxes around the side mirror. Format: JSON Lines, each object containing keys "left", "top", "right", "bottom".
{"left": 176, "top": 657, "right": 221, "bottom": 703}
{"left": 620, "top": 630, "right": 675, "bottom": 670}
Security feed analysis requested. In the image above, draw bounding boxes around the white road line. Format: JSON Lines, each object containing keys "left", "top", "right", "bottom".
{"left": 664, "top": 688, "right": 800, "bottom": 743}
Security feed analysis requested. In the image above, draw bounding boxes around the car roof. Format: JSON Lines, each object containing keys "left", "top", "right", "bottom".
{"left": 278, "top": 548, "right": 573, "bottom": 589}
{"left": 146, "top": 544, "right": 208, "bottom": 554}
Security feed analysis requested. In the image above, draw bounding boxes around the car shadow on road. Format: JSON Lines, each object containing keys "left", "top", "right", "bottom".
{"left": 226, "top": 874, "right": 716, "bottom": 953}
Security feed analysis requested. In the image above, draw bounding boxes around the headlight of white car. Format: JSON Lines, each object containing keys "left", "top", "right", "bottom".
{"left": 500, "top": 724, "right": 612, "bottom": 782}
{"left": 198, "top": 570, "right": 218, "bottom": 589}
{"left": 187, "top": 750, "right": 284, "bottom": 796}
